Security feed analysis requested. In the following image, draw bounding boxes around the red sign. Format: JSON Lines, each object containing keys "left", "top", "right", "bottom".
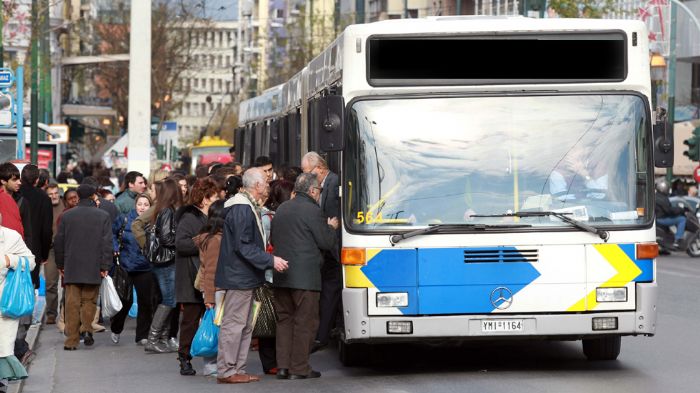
{"left": 694, "top": 166, "right": 700, "bottom": 183}
{"left": 24, "top": 148, "right": 54, "bottom": 170}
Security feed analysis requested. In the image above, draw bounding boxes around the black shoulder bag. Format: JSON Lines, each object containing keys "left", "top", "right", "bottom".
{"left": 113, "top": 216, "right": 133, "bottom": 305}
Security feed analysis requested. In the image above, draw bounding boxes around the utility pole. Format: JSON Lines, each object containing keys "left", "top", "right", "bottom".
{"left": 355, "top": 0, "right": 364, "bottom": 23}
{"left": 127, "top": 0, "right": 152, "bottom": 175}
{"left": 41, "top": 0, "right": 51, "bottom": 124}
{"left": 30, "top": 0, "right": 39, "bottom": 164}
{"left": 1, "top": 1, "right": 4, "bottom": 68}
{"left": 666, "top": 2, "right": 677, "bottom": 183}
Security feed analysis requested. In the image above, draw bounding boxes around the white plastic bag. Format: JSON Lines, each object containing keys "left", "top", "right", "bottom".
{"left": 100, "top": 276, "right": 123, "bottom": 318}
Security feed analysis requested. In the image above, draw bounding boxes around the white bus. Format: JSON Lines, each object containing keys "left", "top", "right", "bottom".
{"left": 237, "top": 16, "right": 671, "bottom": 365}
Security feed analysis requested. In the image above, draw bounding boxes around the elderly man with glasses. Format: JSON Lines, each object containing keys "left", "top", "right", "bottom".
{"left": 301, "top": 151, "right": 341, "bottom": 353}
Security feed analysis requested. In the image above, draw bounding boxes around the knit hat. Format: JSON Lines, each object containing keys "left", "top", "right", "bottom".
{"left": 76, "top": 184, "right": 97, "bottom": 200}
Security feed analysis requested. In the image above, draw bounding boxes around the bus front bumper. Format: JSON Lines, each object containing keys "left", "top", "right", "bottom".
{"left": 341, "top": 283, "right": 657, "bottom": 342}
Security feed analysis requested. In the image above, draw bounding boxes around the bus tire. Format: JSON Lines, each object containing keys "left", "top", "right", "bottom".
{"left": 338, "top": 340, "right": 367, "bottom": 367}
{"left": 582, "top": 335, "right": 621, "bottom": 361}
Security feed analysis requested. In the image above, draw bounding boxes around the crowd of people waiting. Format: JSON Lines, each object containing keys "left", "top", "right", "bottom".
{"left": 0, "top": 151, "right": 342, "bottom": 389}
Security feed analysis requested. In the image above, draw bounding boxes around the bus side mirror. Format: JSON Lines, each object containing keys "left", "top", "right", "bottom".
{"left": 317, "top": 95, "right": 345, "bottom": 152}
{"left": 653, "top": 119, "right": 673, "bottom": 168}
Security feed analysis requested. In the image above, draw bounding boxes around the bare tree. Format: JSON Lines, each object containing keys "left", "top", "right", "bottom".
{"left": 91, "top": 1, "right": 207, "bottom": 131}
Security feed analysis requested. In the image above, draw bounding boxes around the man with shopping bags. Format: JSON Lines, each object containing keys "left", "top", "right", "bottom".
{"left": 54, "top": 184, "right": 113, "bottom": 350}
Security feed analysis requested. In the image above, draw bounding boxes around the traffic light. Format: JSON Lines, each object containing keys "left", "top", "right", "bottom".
{"left": 683, "top": 127, "right": 700, "bottom": 162}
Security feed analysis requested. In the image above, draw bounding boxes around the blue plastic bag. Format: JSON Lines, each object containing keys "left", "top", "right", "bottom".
{"left": 0, "top": 257, "right": 35, "bottom": 318}
{"left": 191, "top": 308, "right": 219, "bottom": 357}
{"left": 128, "top": 288, "right": 138, "bottom": 318}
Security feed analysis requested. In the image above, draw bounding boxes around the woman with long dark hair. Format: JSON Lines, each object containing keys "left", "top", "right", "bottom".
{"left": 144, "top": 178, "right": 182, "bottom": 353}
{"left": 193, "top": 199, "right": 226, "bottom": 377}
{"left": 174, "top": 178, "right": 220, "bottom": 375}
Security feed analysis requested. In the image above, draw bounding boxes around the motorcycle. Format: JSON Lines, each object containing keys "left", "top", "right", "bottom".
{"left": 657, "top": 198, "right": 700, "bottom": 256}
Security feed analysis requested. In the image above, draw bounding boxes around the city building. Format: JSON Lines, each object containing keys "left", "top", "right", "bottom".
{"left": 172, "top": 20, "right": 242, "bottom": 143}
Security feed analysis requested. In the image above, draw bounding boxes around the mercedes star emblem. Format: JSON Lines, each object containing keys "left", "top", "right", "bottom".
{"left": 490, "top": 287, "right": 514, "bottom": 310}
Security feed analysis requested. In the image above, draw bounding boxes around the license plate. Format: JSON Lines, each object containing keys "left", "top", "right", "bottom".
{"left": 481, "top": 319, "right": 524, "bottom": 333}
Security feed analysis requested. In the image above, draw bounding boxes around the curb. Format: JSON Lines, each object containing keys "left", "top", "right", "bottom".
{"left": 7, "top": 297, "right": 45, "bottom": 393}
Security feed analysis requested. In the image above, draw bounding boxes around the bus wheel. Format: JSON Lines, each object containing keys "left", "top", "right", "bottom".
{"left": 582, "top": 335, "right": 621, "bottom": 361}
{"left": 338, "top": 340, "right": 367, "bottom": 367}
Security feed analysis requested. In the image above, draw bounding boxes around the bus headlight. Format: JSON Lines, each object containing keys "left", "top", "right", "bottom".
{"left": 596, "top": 287, "right": 627, "bottom": 302}
{"left": 377, "top": 292, "right": 408, "bottom": 307}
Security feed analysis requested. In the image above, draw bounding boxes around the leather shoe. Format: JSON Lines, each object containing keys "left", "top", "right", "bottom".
{"left": 276, "top": 368, "right": 289, "bottom": 379}
{"left": 216, "top": 374, "right": 260, "bottom": 384}
{"left": 83, "top": 332, "right": 94, "bottom": 346}
{"left": 45, "top": 315, "right": 56, "bottom": 325}
{"left": 310, "top": 340, "right": 327, "bottom": 354}
{"left": 289, "top": 370, "right": 321, "bottom": 379}
{"left": 63, "top": 346, "right": 77, "bottom": 351}
{"left": 264, "top": 367, "right": 278, "bottom": 375}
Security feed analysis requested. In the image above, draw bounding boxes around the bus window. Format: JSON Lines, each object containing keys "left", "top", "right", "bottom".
{"left": 243, "top": 124, "right": 253, "bottom": 166}
{"left": 288, "top": 111, "right": 301, "bottom": 166}
{"left": 235, "top": 127, "right": 244, "bottom": 163}
{"left": 278, "top": 116, "right": 288, "bottom": 165}
{"left": 254, "top": 122, "right": 264, "bottom": 159}
{"left": 308, "top": 98, "right": 320, "bottom": 153}
{"left": 270, "top": 119, "right": 280, "bottom": 166}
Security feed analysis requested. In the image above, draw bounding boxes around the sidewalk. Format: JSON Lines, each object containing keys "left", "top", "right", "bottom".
{"left": 7, "top": 296, "right": 45, "bottom": 393}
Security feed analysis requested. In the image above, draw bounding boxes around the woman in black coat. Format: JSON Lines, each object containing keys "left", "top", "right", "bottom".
{"left": 174, "top": 177, "right": 220, "bottom": 376}
{"left": 145, "top": 178, "right": 182, "bottom": 354}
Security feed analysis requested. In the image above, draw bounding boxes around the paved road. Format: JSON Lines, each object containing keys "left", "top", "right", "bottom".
{"left": 21, "top": 253, "right": 700, "bottom": 393}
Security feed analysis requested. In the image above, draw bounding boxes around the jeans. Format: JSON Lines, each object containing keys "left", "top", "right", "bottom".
{"left": 658, "top": 215, "right": 686, "bottom": 241}
{"left": 152, "top": 264, "right": 176, "bottom": 307}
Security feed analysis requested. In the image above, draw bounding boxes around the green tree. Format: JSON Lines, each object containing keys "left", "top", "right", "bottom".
{"left": 548, "top": 0, "right": 616, "bottom": 18}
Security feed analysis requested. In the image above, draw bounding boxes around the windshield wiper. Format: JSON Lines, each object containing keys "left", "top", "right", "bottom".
{"left": 471, "top": 211, "right": 609, "bottom": 241}
{"left": 389, "top": 223, "right": 532, "bottom": 245}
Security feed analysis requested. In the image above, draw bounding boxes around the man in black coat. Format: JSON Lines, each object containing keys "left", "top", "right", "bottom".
{"left": 18, "top": 165, "right": 53, "bottom": 288}
{"left": 301, "top": 152, "right": 341, "bottom": 352}
{"left": 54, "top": 184, "right": 113, "bottom": 350}
{"left": 270, "top": 172, "right": 338, "bottom": 379}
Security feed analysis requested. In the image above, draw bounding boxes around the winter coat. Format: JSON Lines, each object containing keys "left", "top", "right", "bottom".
{"left": 154, "top": 207, "right": 177, "bottom": 266}
{"left": 112, "top": 210, "right": 151, "bottom": 273}
{"left": 132, "top": 206, "right": 155, "bottom": 249}
{"left": 0, "top": 227, "right": 35, "bottom": 357}
{"left": 115, "top": 189, "right": 138, "bottom": 215}
{"left": 271, "top": 193, "right": 337, "bottom": 292}
{"left": 656, "top": 193, "right": 684, "bottom": 218}
{"left": 194, "top": 232, "right": 222, "bottom": 305}
{"left": 174, "top": 205, "right": 206, "bottom": 304}
{"left": 215, "top": 193, "right": 273, "bottom": 290}
{"left": 19, "top": 183, "right": 52, "bottom": 262}
{"left": 54, "top": 199, "right": 113, "bottom": 285}
{"left": 0, "top": 188, "right": 23, "bottom": 239}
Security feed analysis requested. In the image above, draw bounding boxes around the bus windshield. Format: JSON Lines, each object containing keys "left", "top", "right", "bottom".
{"left": 345, "top": 94, "right": 651, "bottom": 232}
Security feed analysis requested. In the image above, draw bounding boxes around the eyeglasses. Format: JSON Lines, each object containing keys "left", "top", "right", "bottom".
{"left": 313, "top": 186, "right": 324, "bottom": 193}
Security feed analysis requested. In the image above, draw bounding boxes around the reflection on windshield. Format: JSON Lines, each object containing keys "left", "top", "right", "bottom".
{"left": 345, "top": 95, "right": 650, "bottom": 231}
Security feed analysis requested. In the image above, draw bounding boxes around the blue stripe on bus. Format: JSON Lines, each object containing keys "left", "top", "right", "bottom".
{"left": 416, "top": 248, "right": 540, "bottom": 314}
{"left": 619, "top": 243, "right": 654, "bottom": 283}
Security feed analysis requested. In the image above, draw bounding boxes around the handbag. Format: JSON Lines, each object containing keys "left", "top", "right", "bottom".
{"left": 112, "top": 217, "right": 133, "bottom": 305}
{"left": 191, "top": 308, "right": 219, "bottom": 357}
{"left": 252, "top": 285, "right": 277, "bottom": 338}
{"left": 112, "top": 255, "right": 133, "bottom": 306}
{"left": 0, "top": 256, "right": 35, "bottom": 318}
{"left": 100, "top": 276, "right": 123, "bottom": 318}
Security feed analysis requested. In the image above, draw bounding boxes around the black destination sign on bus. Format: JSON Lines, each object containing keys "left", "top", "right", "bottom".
{"left": 367, "top": 32, "right": 627, "bottom": 86}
